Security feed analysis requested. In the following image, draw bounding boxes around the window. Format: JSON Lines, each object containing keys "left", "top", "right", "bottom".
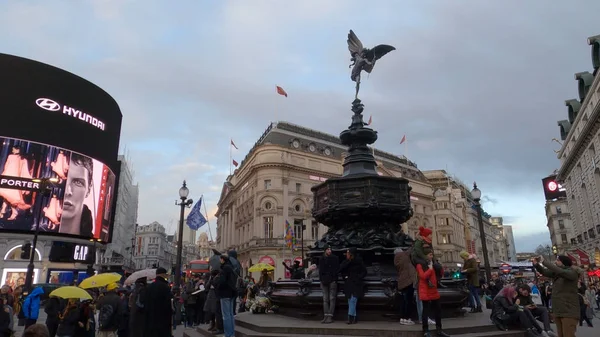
{"left": 264, "top": 180, "right": 271, "bottom": 190}
{"left": 294, "top": 204, "right": 301, "bottom": 212}
{"left": 584, "top": 232, "right": 588, "bottom": 240}
{"left": 294, "top": 219, "right": 304, "bottom": 239}
{"left": 597, "top": 225, "right": 600, "bottom": 235}
{"left": 556, "top": 206, "right": 562, "bottom": 214}
{"left": 577, "top": 235, "right": 583, "bottom": 243}
{"left": 589, "top": 228, "right": 596, "bottom": 239}
{"left": 439, "top": 234, "right": 451, "bottom": 244}
{"left": 571, "top": 238, "right": 577, "bottom": 245}
{"left": 264, "top": 202, "right": 272, "bottom": 210}
{"left": 445, "top": 218, "right": 450, "bottom": 226}
{"left": 561, "top": 234, "right": 568, "bottom": 244}
{"left": 296, "top": 183, "right": 301, "bottom": 193}
{"left": 311, "top": 221, "right": 319, "bottom": 240}
{"left": 558, "top": 220, "right": 565, "bottom": 229}
{"left": 263, "top": 216, "right": 274, "bottom": 238}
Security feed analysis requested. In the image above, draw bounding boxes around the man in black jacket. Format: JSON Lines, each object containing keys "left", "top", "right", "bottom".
{"left": 516, "top": 284, "right": 556, "bottom": 337}
{"left": 319, "top": 244, "right": 340, "bottom": 324}
{"left": 143, "top": 268, "right": 173, "bottom": 337}
{"left": 97, "top": 283, "right": 122, "bottom": 337}
{"left": 217, "top": 255, "right": 237, "bottom": 337}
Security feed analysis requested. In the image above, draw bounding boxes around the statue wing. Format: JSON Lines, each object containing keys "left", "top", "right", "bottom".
{"left": 347, "top": 30, "right": 364, "bottom": 55}
{"left": 366, "top": 44, "right": 396, "bottom": 62}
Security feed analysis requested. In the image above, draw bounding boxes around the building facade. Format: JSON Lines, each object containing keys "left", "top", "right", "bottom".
{"left": 215, "top": 122, "right": 435, "bottom": 280}
{"left": 503, "top": 225, "right": 517, "bottom": 262}
{"left": 198, "top": 232, "right": 216, "bottom": 259}
{"left": 133, "top": 221, "right": 171, "bottom": 270}
{"left": 555, "top": 33, "right": 600, "bottom": 266}
{"left": 100, "top": 155, "right": 139, "bottom": 272}
{"left": 545, "top": 198, "right": 576, "bottom": 255}
{"left": 490, "top": 217, "right": 509, "bottom": 263}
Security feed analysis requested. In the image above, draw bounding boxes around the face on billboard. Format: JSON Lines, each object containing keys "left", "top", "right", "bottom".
{"left": 0, "top": 136, "right": 116, "bottom": 241}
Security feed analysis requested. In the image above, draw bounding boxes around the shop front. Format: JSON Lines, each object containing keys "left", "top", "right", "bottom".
{"left": 46, "top": 241, "right": 96, "bottom": 284}
{"left": 1, "top": 244, "right": 42, "bottom": 288}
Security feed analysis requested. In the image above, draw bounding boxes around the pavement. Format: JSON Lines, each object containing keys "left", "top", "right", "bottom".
{"left": 10, "top": 308, "right": 600, "bottom": 337}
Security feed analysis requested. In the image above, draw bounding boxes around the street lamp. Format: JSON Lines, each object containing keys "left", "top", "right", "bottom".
{"left": 174, "top": 180, "right": 193, "bottom": 289}
{"left": 24, "top": 177, "right": 59, "bottom": 292}
{"left": 471, "top": 182, "right": 492, "bottom": 283}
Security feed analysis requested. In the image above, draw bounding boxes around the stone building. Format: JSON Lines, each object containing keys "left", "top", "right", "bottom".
{"left": 215, "top": 122, "right": 435, "bottom": 280}
{"left": 197, "top": 232, "right": 216, "bottom": 259}
{"left": 502, "top": 225, "right": 517, "bottom": 262}
{"left": 133, "top": 221, "right": 171, "bottom": 269}
{"left": 555, "top": 33, "right": 600, "bottom": 266}
{"left": 545, "top": 198, "right": 576, "bottom": 255}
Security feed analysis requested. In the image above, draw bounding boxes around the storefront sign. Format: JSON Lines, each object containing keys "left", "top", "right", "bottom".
{"left": 49, "top": 241, "right": 95, "bottom": 264}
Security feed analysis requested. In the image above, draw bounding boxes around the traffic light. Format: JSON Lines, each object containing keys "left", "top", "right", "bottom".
{"left": 552, "top": 245, "right": 558, "bottom": 255}
{"left": 20, "top": 243, "right": 31, "bottom": 260}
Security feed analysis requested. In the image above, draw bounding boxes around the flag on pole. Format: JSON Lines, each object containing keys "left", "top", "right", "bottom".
{"left": 367, "top": 115, "right": 372, "bottom": 125}
{"left": 186, "top": 197, "right": 208, "bottom": 230}
{"left": 276, "top": 85, "right": 288, "bottom": 97}
{"left": 230, "top": 139, "right": 238, "bottom": 150}
{"left": 232, "top": 159, "right": 239, "bottom": 167}
{"left": 400, "top": 135, "right": 406, "bottom": 144}
{"left": 284, "top": 220, "right": 296, "bottom": 250}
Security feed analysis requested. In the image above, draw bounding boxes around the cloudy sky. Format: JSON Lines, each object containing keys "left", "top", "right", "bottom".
{"left": 2, "top": 0, "right": 598, "bottom": 252}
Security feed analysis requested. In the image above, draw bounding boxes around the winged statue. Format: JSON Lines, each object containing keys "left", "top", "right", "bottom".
{"left": 347, "top": 30, "right": 396, "bottom": 99}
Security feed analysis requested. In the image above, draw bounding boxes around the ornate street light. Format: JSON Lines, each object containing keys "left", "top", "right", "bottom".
{"left": 174, "top": 180, "right": 193, "bottom": 288}
{"left": 471, "top": 182, "right": 492, "bottom": 283}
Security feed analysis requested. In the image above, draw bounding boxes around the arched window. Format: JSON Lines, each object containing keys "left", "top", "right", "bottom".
{"left": 4, "top": 245, "right": 42, "bottom": 261}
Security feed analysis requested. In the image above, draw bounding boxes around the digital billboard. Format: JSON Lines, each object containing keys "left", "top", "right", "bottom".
{"left": 0, "top": 53, "right": 122, "bottom": 242}
{"left": 542, "top": 175, "right": 567, "bottom": 200}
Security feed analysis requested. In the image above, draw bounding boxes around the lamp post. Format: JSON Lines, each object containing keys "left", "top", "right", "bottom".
{"left": 174, "top": 180, "right": 193, "bottom": 289}
{"left": 24, "top": 177, "right": 59, "bottom": 292}
{"left": 471, "top": 182, "right": 492, "bottom": 283}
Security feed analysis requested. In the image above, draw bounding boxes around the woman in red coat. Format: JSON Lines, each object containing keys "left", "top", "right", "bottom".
{"left": 416, "top": 248, "right": 450, "bottom": 337}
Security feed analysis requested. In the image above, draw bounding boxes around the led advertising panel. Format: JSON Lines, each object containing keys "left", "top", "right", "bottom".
{"left": 0, "top": 54, "right": 122, "bottom": 242}
{"left": 542, "top": 175, "right": 567, "bottom": 200}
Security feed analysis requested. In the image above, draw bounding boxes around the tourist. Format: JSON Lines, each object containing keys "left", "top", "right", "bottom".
{"left": 532, "top": 255, "right": 581, "bottom": 337}
{"left": 339, "top": 248, "right": 366, "bottom": 325}
{"left": 412, "top": 227, "right": 443, "bottom": 286}
{"left": 282, "top": 260, "right": 305, "bottom": 280}
{"left": 44, "top": 296, "right": 63, "bottom": 337}
{"left": 577, "top": 285, "right": 593, "bottom": 327}
{"left": 217, "top": 254, "right": 237, "bottom": 337}
{"left": 491, "top": 286, "right": 544, "bottom": 336}
{"left": 583, "top": 285, "right": 595, "bottom": 319}
{"left": 394, "top": 247, "right": 416, "bottom": 325}
{"left": 459, "top": 251, "right": 482, "bottom": 313}
{"left": 183, "top": 274, "right": 199, "bottom": 327}
{"left": 318, "top": 244, "right": 340, "bottom": 324}
{"left": 227, "top": 250, "right": 242, "bottom": 317}
{"left": 22, "top": 287, "right": 44, "bottom": 328}
{"left": 204, "top": 269, "right": 223, "bottom": 333}
{"left": 128, "top": 278, "right": 146, "bottom": 337}
{"left": 56, "top": 299, "right": 82, "bottom": 337}
{"left": 22, "top": 323, "right": 50, "bottom": 337}
{"left": 416, "top": 248, "right": 450, "bottom": 337}
{"left": 143, "top": 267, "right": 173, "bottom": 337}
{"left": 515, "top": 284, "right": 556, "bottom": 336}
{"left": 0, "top": 298, "right": 11, "bottom": 337}
{"left": 257, "top": 269, "right": 271, "bottom": 289}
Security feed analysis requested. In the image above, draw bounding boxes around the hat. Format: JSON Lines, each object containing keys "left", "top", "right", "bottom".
{"left": 459, "top": 251, "right": 470, "bottom": 259}
{"left": 106, "top": 283, "right": 119, "bottom": 291}
{"left": 156, "top": 267, "right": 168, "bottom": 275}
{"left": 557, "top": 255, "right": 573, "bottom": 267}
{"left": 220, "top": 254, "right": 229, "bottom": 261}
{"left": 322, "top": 244, "right": 330, "bottom": 250}
{"left": 419, "top": 226, "right": 432, "bottom": 237}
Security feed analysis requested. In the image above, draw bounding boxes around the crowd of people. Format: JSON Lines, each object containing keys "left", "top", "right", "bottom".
{"left": 1, "top": 230, "right": 599, "bottom": 337}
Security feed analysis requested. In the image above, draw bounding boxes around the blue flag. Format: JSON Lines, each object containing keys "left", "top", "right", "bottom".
{"left": 186, "top": 197, "right": 208, "bottom": 230}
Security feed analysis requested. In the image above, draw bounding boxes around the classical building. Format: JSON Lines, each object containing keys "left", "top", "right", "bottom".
{"left": 545, "top": 198, "right": 576, "bottom": 255}
{"left": 133, "top": 221, "right": 171, "bottom": 269}
{"left": 198, "top": 232, "right": 216, "bottom": 259}
{"left": 215, "top": 122, "right": 435, "bottom": 280}
{"left": 555, "top": 33, "right": 600, "bottom": 266}
{"left": 502, "top": 225, "right": 518, "bottom": 262}
{"left": 99, "top": 154, "right": 139, "bottom": 272}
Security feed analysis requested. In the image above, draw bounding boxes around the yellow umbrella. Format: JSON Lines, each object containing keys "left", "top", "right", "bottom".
{"left": 248, "top": 263, "right": 275, "bottom": 272}
{"left": 79, "top": 273, "right": 122, "bottom": 289}
{"left": 49, "top": 286, "right": 92, "bottom": 300}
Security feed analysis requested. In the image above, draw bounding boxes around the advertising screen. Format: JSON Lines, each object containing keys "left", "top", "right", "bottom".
{"left": 0, "top": 53, "right": 122, "bottom": 242}
{"left": 542, "top": 175, "right": 567, "bottom": 200}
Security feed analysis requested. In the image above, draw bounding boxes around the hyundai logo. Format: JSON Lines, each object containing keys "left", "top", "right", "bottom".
{"left": 35, "top": 98, "right": 61, "bottom": 111}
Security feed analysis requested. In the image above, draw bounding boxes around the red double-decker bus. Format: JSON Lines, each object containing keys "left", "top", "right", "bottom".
{"left": 185, "top": 259, "right": 210, "bottom": 278}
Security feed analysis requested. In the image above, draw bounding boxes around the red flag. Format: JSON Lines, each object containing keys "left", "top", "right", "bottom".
{"left": 232, "top": 159, "right": 239, "bottom": 167}
{"left": 276, "top": 85, "right": 288, "bottom": 97}
{"left": 367, "top": 115, "right": 372, "bottom": 125}
{"left": 400, "top": 135, "right": 406, "bottom": 144}
{"left": 230, "top": 139, "right": 238, "bottom": 150}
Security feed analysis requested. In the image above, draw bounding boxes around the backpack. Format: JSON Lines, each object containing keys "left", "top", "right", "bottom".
{"left": 98, "top": 304, "right": 115, "bottom": 329}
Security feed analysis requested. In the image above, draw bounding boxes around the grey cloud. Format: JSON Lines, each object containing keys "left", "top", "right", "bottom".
{"left": 2, "top": 0, "right": 599, "bottom": 230}
{"left": 514, "top": 231, "right": 552, "bottom": 253}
